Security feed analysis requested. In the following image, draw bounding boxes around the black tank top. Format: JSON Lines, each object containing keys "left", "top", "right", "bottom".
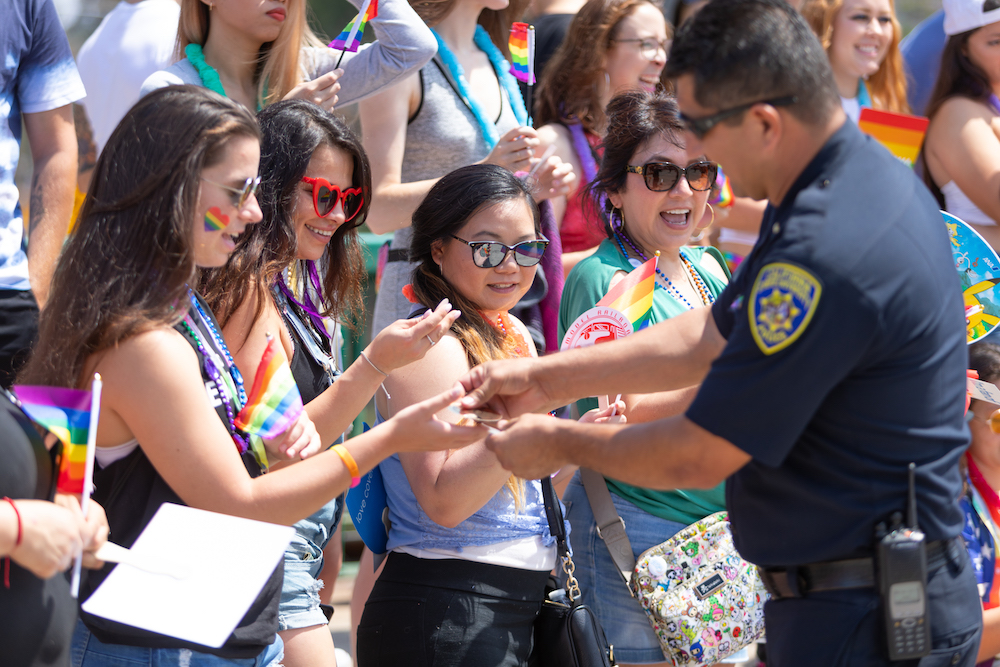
{"left": 79, "top": 293, "right": 283, "bottom": 659}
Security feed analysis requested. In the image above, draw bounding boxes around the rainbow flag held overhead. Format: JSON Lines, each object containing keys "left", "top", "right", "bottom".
{"left": 508, "top": 22, "right": 535, "bottom": 85}
{"left": 14, "top": 385, "right": 92, "bottom": 494}
{"left": 858, "top": 107, "right": 929, "bottom": 168}
{"left": 235, "top": 336, "right": 303, "bottom": 439}
{"left": 597, "top": 255, "right": 657, "bottom": 331}
{"left": 330, "top": 0, "right": 378, "bottom": 53}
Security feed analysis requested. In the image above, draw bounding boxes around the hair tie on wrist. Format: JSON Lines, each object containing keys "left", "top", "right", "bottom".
{"left": 3, "top": 497, "right": 22, "bottom": 589}
{"left": 332, "top": 445, "right": 361, "bottom": 488}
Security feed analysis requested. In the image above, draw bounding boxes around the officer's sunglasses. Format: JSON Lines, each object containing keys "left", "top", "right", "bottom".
{"left": 449, "top": 235, "right": 550, "bottom": 268}
{"left": 301, "top": 177, "right": 364, "bottom": 220}
{"left": 201, "top": 175, "right": 261, "bottom": 210}
{"left": 679, "top": 95, "right": 798, "bottom": 139}
{"left": 625, "top": 161, "right": 718, "bottom": 192}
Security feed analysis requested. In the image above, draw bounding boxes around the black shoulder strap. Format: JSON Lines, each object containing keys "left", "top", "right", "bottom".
{"left": 540, "top": 476, "right": 569, "bottom": 558}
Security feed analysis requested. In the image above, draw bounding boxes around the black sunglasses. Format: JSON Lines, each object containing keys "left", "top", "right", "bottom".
{"left": 625, "top": 161, "right": 718, "bottom": 192}
{"left": 679, "top": 96, "right": 798, "bottom": 139}
{"left": 201, "top": 175, "right": 261, "bottom": 210}
{"left": 986, "top": 0, "right": 1000, "bottom": 11}
{"left": 449, "top": 235, "right": 549, "bottom": 268}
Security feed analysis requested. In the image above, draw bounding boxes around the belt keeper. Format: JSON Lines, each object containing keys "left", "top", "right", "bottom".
{"left": 785, "top": 565, "right": 805, "bottom": 598}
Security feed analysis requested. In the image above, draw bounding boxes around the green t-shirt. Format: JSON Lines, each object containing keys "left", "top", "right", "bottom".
{"left": 559, "top": 239, "right": 728, "bottom": 525}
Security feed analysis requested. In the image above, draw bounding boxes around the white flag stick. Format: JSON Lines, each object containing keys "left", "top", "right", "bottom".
{"left": 71, "top": 372, "right": 102, "bottom": 598}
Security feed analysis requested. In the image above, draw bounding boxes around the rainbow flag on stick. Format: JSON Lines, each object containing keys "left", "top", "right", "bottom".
{"left": 14, "top": 384, "right": 95, "bottom": 494}
{"left": 597, "top": 254, "right": 657, "bottom": 331}
{"left": 508, "top": 22, "right": 535, "bottom": 85}
{"left": 857, "top": 107, "right": 929, "bottom": 168}
{"left": 330, "top": 0, "right": 378, "bottom": 53}
{"left": 235, "top": 335, "right": 303, "bottom": 439}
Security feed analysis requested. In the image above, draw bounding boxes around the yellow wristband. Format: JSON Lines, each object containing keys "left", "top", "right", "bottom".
{"left": 332, "top": 444, "right": 361, "bottom": 488}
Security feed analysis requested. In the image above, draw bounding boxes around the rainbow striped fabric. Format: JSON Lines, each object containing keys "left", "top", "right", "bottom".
{"left": 857, "top": 108, "right": 929, "bottom": 168}
{"left": 235, "top": 337, "right": 303, "bottom": 439}
{"left": 508, "top": 22, "right": 535, "bottom": 85}
{"left": 711, "top": 167, "right": 734, "bottom": 209}
{"left": 14, "top": 385, "right": 92, "bottom": 494}
{"left": 597, "top": 255, "right": 657, "bottom": 331}
{"left": 330, "top": 0, "right": 378, "bottom": 53}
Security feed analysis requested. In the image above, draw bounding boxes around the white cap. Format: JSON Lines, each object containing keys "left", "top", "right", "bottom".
{"left": 944, "top": 0, "right": 1000, "bottom": 35}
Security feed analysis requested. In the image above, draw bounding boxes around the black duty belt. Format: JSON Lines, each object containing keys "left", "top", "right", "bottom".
{"left": 758, "top": 537, "right": 962, "bottom": 600}
{"left": 386, "top": 248, "right": 410, "bottom": 263}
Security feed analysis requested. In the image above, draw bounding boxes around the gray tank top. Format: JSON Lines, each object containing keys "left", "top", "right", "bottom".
{"left": 372, "top": 58, "right": 521, "bottom": 335}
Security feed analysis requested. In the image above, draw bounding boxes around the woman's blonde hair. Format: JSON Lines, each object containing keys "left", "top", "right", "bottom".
{"left": 801, "top": 0, "right": 909, "bottom": 114}
{"left": 177, "top": 0, "right": 326, "bottom": 108}
{"left": 409, "top": 0, "right": 531, "bottom": 58}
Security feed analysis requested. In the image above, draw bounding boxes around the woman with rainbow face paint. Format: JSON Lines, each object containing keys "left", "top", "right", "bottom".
{"left": 200, "top": 99, "right": 465, "bottom": 667}
{"left": 22, "top": 86, "right": 485, "bottom": 667}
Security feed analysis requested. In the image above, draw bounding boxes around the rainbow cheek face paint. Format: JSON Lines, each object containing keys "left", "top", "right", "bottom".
{"left": 204, "top": 206, "right": 230, "bottom": 232}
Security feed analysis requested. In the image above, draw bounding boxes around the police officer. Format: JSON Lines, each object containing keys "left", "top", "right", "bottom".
{"left": 458, "top": 0, "right": 983, "bottom": 663}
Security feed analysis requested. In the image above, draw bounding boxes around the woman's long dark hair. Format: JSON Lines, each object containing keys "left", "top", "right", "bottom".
{"left": 409, "top": 164, "right": 540, "bottom": 369}
{"left": 21, "top": 85, "right": 259, "bottom": 388}
{"left": 923, "top": 30, "right": 992, "bottom": 202}
{"left": 202, "top": 100, "right": 371, "bottom": 337}
{"left": 584, "top": 90, "right": 685, "bottom": 238}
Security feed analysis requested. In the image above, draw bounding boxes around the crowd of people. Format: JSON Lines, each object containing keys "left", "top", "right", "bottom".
{"left": 3, "top": 0, "right": 1000, "bottom": 665}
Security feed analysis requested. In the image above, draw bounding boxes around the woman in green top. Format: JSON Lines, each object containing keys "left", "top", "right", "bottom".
{"left": 558, "top": 90, "right": 730, "bottom": 666}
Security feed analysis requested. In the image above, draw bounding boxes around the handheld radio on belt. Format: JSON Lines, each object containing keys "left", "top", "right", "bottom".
{"left": 875, "top": 462, "right": 931, "bottom": 660}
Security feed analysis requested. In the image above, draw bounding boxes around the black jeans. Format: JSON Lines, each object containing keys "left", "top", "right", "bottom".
{"left": 0, "top": 289, "right": 39, "bottom": 389}
{"left": 763, "top": 538, "right": 983, "bottom": 666}
{"left": 357, "top": 553, "right": 550, "bottom": 667}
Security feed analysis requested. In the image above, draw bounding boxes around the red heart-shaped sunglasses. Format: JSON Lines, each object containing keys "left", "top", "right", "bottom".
{"left": 301, "top": 177, "right": 364, "bottom": 221}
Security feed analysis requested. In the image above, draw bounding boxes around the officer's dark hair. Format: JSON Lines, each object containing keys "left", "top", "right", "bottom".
{"left": 584, "top": 90, "right": 685, "bottom": 238}
{"left": 665, "top": 0, "right": 840, "bottom": 125}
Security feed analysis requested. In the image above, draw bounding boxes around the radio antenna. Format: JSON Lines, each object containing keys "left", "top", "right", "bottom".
{"left": 907, "top": 462, "right": 918, "bottom": 529}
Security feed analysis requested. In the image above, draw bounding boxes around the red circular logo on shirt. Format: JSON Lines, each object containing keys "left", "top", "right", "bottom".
{"left": 561, "top": 306, "right": 634, "bottom": 350}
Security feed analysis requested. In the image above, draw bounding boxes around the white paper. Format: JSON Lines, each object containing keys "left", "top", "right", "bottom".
{"left": 969, "top": 377, "right": 1000, "bottom": 405}
{"left": 82, "top": 503, "right": 293, "bottom": 648}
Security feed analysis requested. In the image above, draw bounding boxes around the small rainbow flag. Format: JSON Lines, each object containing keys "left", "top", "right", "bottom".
{"left": 330, "top": 0, "right": 378, "bottom": 53}
{"left": 597, "top": 255, "right": 657, "bottom": 330}
{"left": 14, "top": 385, "right": 92, "bottom": 494}
{"left": 235, "top": 336, "right": 303, "bottom": 439}
{"left": 857, "top": 107, "right": 929, "bottom": 168}
{"left": 508, "top": 22, "right": 535, "bottom": 85}
{"left": 711, "top": 166, "right": 734, "bottom": 209}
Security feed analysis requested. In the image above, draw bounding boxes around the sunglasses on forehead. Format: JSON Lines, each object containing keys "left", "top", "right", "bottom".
{"left": 202, "top": 175, "right": 261, "bottom": 210}
{"left": 449, "top": 235, "right": 550, "bottom": 268}
{"left": 625, "top": 161, "right": 718, "bottom": 192}
{"left": 301, "top": 177, "right": 364, "bottom": 221}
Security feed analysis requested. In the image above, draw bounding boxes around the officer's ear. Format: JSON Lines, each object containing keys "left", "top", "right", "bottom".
{"left": 749, "top": 103, "right": 784, "bottom": 156}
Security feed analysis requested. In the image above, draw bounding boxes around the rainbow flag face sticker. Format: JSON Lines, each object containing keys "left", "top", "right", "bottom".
{"left": 330, "top": 0, "right": 378, "bottom": 53}
{"left": 13, "top": 385, "right": 92, "bottom": 494}
{"left": 596, "top": 255, "right": 657, "bottom": 331}
{"left": 204, "top": 206, "right": 229, "bottom": 232}
{"left": 235, "top": 336, "right": 303, "bottom": 440}
{"left": 509, "top": 22, "right": 535, "bottom": 85}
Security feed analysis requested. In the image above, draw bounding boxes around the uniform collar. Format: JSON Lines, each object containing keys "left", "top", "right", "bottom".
{"left": 771, "top": 118, "right": 862, "bottom": 221}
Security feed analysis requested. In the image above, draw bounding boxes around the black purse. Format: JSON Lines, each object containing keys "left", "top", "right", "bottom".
{"left": 530, "top": 476, "right": 617, "bottom": 667}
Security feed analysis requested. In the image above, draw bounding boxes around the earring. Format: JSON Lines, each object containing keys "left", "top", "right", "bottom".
{"left": 690, "top": 204, "right": 715, "bottom": 244}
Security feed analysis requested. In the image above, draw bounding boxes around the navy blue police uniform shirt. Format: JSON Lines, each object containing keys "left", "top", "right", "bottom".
{"left": 685, "top": 120, "right": 969, "bottom": 569}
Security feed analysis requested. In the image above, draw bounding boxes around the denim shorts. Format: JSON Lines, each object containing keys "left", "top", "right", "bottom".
{"left": 70, "top": 619, "right": 284, "bottom": 667}
{"left": 561, "top": 474, "right": 689, "bottom": 664}
{"left": 278, "top": 494, "right": 343, "bottom": 631}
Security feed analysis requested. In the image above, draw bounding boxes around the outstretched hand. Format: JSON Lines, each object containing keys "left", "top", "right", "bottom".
{"left": 388, "top": 383, "right": 490, "bottom": 453}
{"left": 263, "top": 409, "right": 322, "bottom": 462}
{"left": 485, "top": 413, "right": 572, "bottom": 480}
{"left": 458, "top": 357, "right": 560, "bottom": 419}
{"left": 366, "top": 299, "right": 461, "bottom": 374}
{"left": 284, "top": 69, "right": 342, "bottom": 112}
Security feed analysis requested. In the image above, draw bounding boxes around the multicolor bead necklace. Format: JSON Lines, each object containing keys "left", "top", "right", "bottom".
{"left": 612, "top": 229, "right": 715, "bottom": 309}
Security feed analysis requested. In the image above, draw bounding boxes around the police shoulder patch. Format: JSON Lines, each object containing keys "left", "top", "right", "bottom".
{"left": 748, "top": 262, "right": 822, "bottom": 355}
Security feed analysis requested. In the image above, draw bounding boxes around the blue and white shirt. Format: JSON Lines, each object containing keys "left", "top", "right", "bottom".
{"left": 0, "top": 0, "right": 85, "bottom": 290}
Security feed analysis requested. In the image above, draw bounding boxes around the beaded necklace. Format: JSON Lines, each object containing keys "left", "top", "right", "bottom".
{"left": 612, "top": 227, "right": 715, "bottom": 309}
{"left": 430, "top": 26, "right": 528, "bottom": 148}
